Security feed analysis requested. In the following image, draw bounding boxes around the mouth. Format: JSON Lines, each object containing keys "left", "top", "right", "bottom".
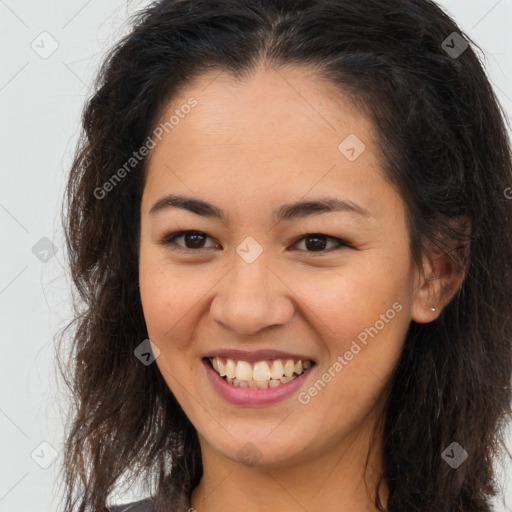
{"left": 205, "top": 356, "right": 315, "bottom": 389}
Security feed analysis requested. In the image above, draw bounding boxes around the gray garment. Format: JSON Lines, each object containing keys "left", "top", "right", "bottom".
{"left": 108, "top": 496, "right": 192, "bottom": 512}
{"left": 108, "top": 498, "right": 156, "bottom": 512}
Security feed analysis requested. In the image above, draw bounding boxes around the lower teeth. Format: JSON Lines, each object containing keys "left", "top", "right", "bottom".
{"left": 224, "top": 374, "right": 300, "bottom": 388}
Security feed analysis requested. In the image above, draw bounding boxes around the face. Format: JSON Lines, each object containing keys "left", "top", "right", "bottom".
{"left": 139, "top": 65, "right": 419, "bottom": 469}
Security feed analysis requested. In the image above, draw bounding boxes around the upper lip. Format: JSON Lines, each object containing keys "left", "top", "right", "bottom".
{"left": 203, "top": 349, "right": 315, "bottom": 363}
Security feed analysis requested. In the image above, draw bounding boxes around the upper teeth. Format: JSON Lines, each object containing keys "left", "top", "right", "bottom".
{"left": 210, "top": 357, "right": 312, "bottom": 381}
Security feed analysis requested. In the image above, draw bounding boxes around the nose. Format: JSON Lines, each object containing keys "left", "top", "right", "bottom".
{"left": 209, "top": 256, "right": 295, "bottom": 336}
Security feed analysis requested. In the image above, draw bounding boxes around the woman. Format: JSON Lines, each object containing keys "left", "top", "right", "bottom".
{"left": 58, "top": 0, "right": 512, "bottom": 511}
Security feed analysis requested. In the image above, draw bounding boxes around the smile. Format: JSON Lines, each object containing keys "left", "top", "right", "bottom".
{"left": 208, "top": 357, "right": 313, "bottom": 389}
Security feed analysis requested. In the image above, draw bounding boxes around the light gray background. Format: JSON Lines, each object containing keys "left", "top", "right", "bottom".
{"left": 1, "top": 1, "right": 511, "bottom": 511}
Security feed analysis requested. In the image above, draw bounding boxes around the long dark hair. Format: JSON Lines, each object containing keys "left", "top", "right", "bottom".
{"left": 58, "top": 1, "right": 512, "bottom": 511}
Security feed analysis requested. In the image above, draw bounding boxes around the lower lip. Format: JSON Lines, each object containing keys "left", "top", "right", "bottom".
{"left": 203, "top": 359, "right": 314, "bottom": 406}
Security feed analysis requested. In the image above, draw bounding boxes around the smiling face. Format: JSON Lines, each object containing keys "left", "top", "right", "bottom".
{"left": 138, "top": 65, "right": 423, "bottom": 472}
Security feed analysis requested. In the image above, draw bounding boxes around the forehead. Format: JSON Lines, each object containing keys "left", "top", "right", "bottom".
{"left": 156, "top": 65, "right": 372, "bottom": 148}
{"left": 141, "top": 65, "right": 400, "bottom": 224}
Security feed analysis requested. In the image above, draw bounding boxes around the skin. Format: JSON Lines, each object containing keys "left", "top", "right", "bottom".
{"left": 138, "top": 65, "right": 465, "bottom": 512}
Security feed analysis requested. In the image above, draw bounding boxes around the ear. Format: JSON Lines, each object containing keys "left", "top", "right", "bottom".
{"left": 411, "top": 217, "right": 471, "bottom": 323}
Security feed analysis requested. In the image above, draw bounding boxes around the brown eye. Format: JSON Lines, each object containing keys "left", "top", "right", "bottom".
{"left": 180, "top": 232, "right": 207, "bottom": 249}
{"left": 161, "top": 231, "right": 220, "bottom": 251}
{"left": 160, "top": 231, "right": 350, "bottom": 254}
{"left": 292, "top": 233, "right": 350, "bottom": 253}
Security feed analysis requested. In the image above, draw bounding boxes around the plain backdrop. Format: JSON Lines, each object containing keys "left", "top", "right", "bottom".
{"left": 1, "top": 1, "right": 512, "bottom": 511}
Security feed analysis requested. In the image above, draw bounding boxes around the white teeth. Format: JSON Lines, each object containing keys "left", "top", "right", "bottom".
{"left": 218, "top": 359, "right": 227, "bottom": 377}
{"left": 232, "top": 378, "right": 248, "bottom": 388}
{"left": 225, "top": 359, "right": 236, "bottom": 379}
{"left": 228, "top": 376, "right": 296, "bottom": 389}
{"left": 283, "top": 359, "right": 295, "bottom": 377}
{"left": 253, "top": 361, "right": 271, "bottom": 381}
{"left": 210, "top": 356, "right": 314, "bottom": 388}
{"left": 235, "top": 360, "right": 253, "bottom": 381}
{"left": 270, "top": 359, "right": 284, "bottom": 379}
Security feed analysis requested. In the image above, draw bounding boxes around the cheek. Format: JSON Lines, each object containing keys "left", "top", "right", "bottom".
{"left": 287, "top": 254, "right": 411, "bottom": 402}
{"left": 138, "top": 245, "right": 195, "bottom": 347}
{"left": 138, "top": 250, "right": 200, "bottom": 396}
{"left": 291, "top": 258, "right": 409, "bottom": 338}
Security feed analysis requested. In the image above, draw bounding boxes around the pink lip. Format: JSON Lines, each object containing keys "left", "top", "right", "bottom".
{"left": 202, "top": 359, "right": 314, "bottom": 406}
{"left": 203, "top": 348, "right": 315, "bottom": 363}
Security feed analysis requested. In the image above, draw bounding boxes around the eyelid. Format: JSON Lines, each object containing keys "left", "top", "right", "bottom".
{"left": 291, "top": 233, "right": 353, "bottom": 252}
{"left": 159, "top": 230, "right": 353, "bottom": 253}
{"left": 159, "top": 230, "right": 219, "bottom": 251}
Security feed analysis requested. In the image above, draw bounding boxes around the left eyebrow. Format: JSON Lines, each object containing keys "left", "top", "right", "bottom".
{"left": 274, "top": 197, "right": 373, "bottom": 222}
{"left": 148, "top": 194, "right": 373, "bottom": 221}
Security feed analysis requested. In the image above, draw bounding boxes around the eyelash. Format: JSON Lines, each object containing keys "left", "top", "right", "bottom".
{"left": 159, "top": 230, "right": 353, "bottom": 255}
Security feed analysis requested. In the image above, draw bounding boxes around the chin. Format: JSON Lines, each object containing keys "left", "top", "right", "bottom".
{"left": 205, "top": 431, "right": 313, "bottom": 469}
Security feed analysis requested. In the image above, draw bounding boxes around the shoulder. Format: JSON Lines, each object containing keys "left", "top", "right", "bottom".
{"left": 107, "top": 497, "right": 156, "bottom": 512}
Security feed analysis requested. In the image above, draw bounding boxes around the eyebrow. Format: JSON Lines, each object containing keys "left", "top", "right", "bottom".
{"left": 149, "top": 194, "right": 373, "bottom": 222}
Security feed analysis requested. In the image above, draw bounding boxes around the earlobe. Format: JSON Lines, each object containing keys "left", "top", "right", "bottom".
{"left": 410, "top": 257, "right": 445, "bottom": 324}
{"left": 410, "top": 223, "right": 470, "bottom": 324}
